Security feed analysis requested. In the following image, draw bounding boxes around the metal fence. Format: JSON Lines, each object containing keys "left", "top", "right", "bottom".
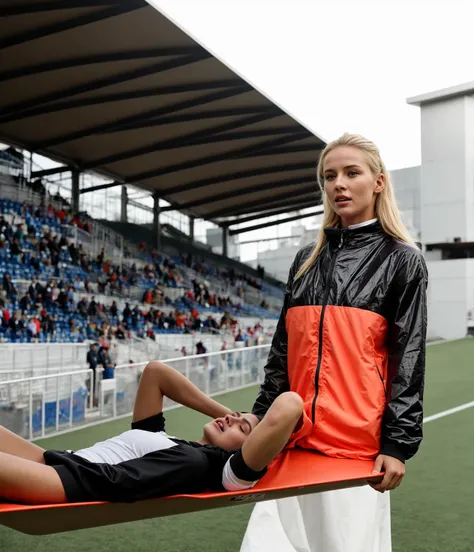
{"left": 0, "top": 369, "right": 92, "bottom": 439}
{"left": 0, "top": 344, "right": 270, "bottom": 440}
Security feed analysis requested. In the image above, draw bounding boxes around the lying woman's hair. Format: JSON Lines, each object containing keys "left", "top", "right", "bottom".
{"left": 295, "top": 133, "right": 416, "bottom": 280}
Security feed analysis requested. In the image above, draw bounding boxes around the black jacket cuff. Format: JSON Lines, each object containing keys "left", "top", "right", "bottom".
{"left": 380, "top": 443, "right": 406, "bottom": 463}
{"left": 230, "top": 449, "right": 267, "bottom": 481}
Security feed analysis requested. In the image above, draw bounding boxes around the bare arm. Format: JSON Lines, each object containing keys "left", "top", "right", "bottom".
{"left": 242, "top": 391, "right": 303, "bottom": 471}
{"left": 133, "top": 361, "right": 232, "bottom": 422}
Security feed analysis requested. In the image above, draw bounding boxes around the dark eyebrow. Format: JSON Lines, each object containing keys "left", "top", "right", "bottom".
{"left": 324, "top": 164, "right": 363, "bottom": 174}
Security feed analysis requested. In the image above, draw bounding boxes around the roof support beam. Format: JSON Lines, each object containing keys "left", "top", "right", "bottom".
{"left": 0, "top": 1, "right": 125, "bottom": 17}
{"left": 83, "top": 111, "right": 285, "bottom": 169}
{"left": 126, "top": 133, "right": 310, "bottom": 182}
{"left": 79, "top": 181, "right": 121, "bottom": 195}
{"left": 0, "top": 81, "right": 247, "bottom": 123}
{"left": 227, "top": 195, "right": 321, "bottom": 218}
{"left": 160, "top": 174, "right": 311, "bottom": 213}
{"left": 32, "top": 83, "right": 248, "bottom": 150}
{"left": 245, "top": 143, "right": 318, "bottom": 158}
{"left": 1, "top": 52, "right": 212, "bottom": 125}
{"left": 228, "top": 208, "right": 324, "bottom": 235}
{"left": 223, "top": 201, "right": 322, "bottom": 226}
{"left": 160, "top": 161, "right": 315, "bottom": 196}
{"left": 206, "top": 185, "right": 318, "bottom": 218}
{"left": 31, "top": 166, "right": 72, "bottom": 178}
{"left": 109, "top": 105, "right": 277, "bottom": 133}
{"left": 0, "top": 46, "right": 206, "bottom": 83}
{"left": 0, "top": 2, "right": 148, "bottom": 50}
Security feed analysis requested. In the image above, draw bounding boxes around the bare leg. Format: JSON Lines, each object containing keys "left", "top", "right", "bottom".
{"left": 0, "top": 425, "right": 45, "bottom": 463}
{"left": 0, "top": 451, "right": 67, "bottom": 504}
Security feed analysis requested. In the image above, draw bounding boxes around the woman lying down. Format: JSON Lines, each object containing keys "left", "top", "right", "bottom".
{"left": 0, "top": 361, "right": 303, "bottom": 505}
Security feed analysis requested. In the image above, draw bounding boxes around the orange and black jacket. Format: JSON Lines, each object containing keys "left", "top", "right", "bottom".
{"left": 253, "top": 222, "right": 428, "bottom": 463}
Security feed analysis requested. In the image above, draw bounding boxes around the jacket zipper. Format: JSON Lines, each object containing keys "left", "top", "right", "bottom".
{"left": 311, "top": 231, "right": 345, "bottom": 423}
{"left": 375, "top": 363, "right": 387, "bottom": 398}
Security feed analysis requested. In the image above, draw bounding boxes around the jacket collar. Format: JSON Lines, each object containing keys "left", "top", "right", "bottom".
{"left": 324, "top": 219, "right": 384, "bottom": 247}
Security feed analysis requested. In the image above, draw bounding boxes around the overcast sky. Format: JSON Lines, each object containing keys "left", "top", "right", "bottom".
{"left": 150, "top": 0, "right": 474, "bottom": 170}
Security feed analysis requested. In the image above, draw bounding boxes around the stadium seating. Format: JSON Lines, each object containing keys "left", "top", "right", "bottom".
{"left": 0, "top": 198, "right": 280, "bottom": 344}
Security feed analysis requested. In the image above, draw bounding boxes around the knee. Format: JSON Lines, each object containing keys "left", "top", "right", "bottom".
{"left": 143, "top": 361, "right": 163, "bottom": 377}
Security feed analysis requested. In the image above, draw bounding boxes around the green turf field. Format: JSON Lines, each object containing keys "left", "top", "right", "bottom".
{"left": 1, "top": 339, "right": 474, "bottom": 552}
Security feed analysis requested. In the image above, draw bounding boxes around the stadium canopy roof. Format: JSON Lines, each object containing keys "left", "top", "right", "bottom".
{"left": 0, "top": 0, "right": 326, "bottom": 226}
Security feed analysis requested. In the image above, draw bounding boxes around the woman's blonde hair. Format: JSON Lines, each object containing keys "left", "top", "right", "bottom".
{"left": 295, "top": 133, "right": 416, "bottom": 280}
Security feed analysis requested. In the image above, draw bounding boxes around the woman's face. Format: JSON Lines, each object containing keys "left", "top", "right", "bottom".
{"left": 202, "top": 412, "right": 259, "bottom": 451}
{"left": 322, "top": 146, "right": 384, "bottom": 227}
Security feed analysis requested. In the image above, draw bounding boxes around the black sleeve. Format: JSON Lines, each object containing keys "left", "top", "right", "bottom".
{"left": 381, "top": 250, "right": 428, "bottom": 463}
{"left": 252, "top": 247, "right": 308, "bottom": 419}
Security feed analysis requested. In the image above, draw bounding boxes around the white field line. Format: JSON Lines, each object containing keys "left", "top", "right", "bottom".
{"left": 424, "top": 401, "right": 474, "bottom": 423}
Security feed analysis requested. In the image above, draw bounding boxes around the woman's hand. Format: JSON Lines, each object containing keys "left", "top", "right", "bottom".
{"left": 368, "top": 454, "right": 405, "bottom": 493}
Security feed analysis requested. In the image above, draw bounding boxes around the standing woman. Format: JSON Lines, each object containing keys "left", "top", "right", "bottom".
{"left": 240, "top": 134, "right": 427, "bottom": 552}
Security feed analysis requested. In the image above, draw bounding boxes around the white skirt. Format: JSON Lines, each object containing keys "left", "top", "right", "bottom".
{"left": 240, "top": 485, "right": 391, "bottom": 552}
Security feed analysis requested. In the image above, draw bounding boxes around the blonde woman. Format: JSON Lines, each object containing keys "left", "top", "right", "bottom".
{"left": 241, "top": 134, "right": 428, "bottom": 552}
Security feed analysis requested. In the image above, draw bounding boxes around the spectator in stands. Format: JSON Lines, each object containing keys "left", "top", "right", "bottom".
{"left": 203, "top": 315, "right": 218, "bottom": 332}
{"left": 41, "top": 313, "right": 56, "bottom": 338}
{"left": 235, "top": 330, "right": 245, "bottom": 343}
{"left": 2, "top": 272, "right": 16, "bottom": 300}
{"left": 27, "top": 317, "right": 37, "bottom": 340}
{"left": 87, "top": 343, "right": 99, "bottom": 392}
{"left": 142, "top": 289, "right": 153, "bottom": 304}
{"left": 8, "top": 312, "right": 21, "bottom": 339}
{"left": 123, "top": 302, "right": 132, "bottom": 321}
{"left": 98, "top": 343, "right": 114, "bottom": 379}
{"left": 88, "top": 296, "right": 97, "bottom": 317}
{"left": 110, "top": 300, "right": 118, "bottom": 318}
{"left": 19, "top": 292, "right": 32, "bottom": 313}
{"left": 115, "top": 323, "right": 125, "bottom": 341}
{"left": 196, "top": 341, "right": 207, "bottom": 355}
{"left": 96, "top": 248, "right": 105, "bottom": 268}
{"left": 219, "top": 312, "right": 231, "bottom": 330}
{"left": 73, "top": 276, "right": 84, "bottom": 292}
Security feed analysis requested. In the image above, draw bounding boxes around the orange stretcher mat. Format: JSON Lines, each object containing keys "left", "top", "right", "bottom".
{"left": 0, "top": 450, "right": 380, "bottom": 535}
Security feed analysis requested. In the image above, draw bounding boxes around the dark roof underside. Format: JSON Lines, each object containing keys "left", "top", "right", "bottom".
{"left": 0, "top": 0, "right": 326, "bottom": 224}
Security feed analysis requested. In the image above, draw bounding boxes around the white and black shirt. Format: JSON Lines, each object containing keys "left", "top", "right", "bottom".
{"left": 44, "top": 412, "right": 266, "bottom": 503}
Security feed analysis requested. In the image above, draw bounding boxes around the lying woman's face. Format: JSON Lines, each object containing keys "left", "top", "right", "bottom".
{"left": 203, "top": 412, "right": 259, "bottom": 451}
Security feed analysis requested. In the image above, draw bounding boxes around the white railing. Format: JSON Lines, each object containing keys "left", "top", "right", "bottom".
{"left": 0, "top": 343, "right": 88, "bottom": 372}
{"left": 0, "top": 344, "right": 270, "bottom": 440}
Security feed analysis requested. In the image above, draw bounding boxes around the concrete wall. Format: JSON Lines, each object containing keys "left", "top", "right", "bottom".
{"left": 420, "top": 96, "right": 474, "bottom": 244}
{"left": 390, "top": 166, "right": 421, "bottom": 241}
{"left": 426, "top": 259, "right": 474, "bottom": 340}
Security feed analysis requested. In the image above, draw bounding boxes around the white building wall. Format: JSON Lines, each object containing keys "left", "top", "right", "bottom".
{"left": 420, "top": 96, "right": 474, "bottom": 243}
{"left": 390, "top": 166, "right": 421, "bottom": 241}
{"left": 426, "top": 259, "right": 474, "bottom": 340}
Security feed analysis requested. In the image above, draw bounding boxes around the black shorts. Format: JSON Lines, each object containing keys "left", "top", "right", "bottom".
{"left": 44, "top": 412, "right": 168, "bottom": 502}
{"left": 130, "top": 412, "right": 166, "bottom": 432}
